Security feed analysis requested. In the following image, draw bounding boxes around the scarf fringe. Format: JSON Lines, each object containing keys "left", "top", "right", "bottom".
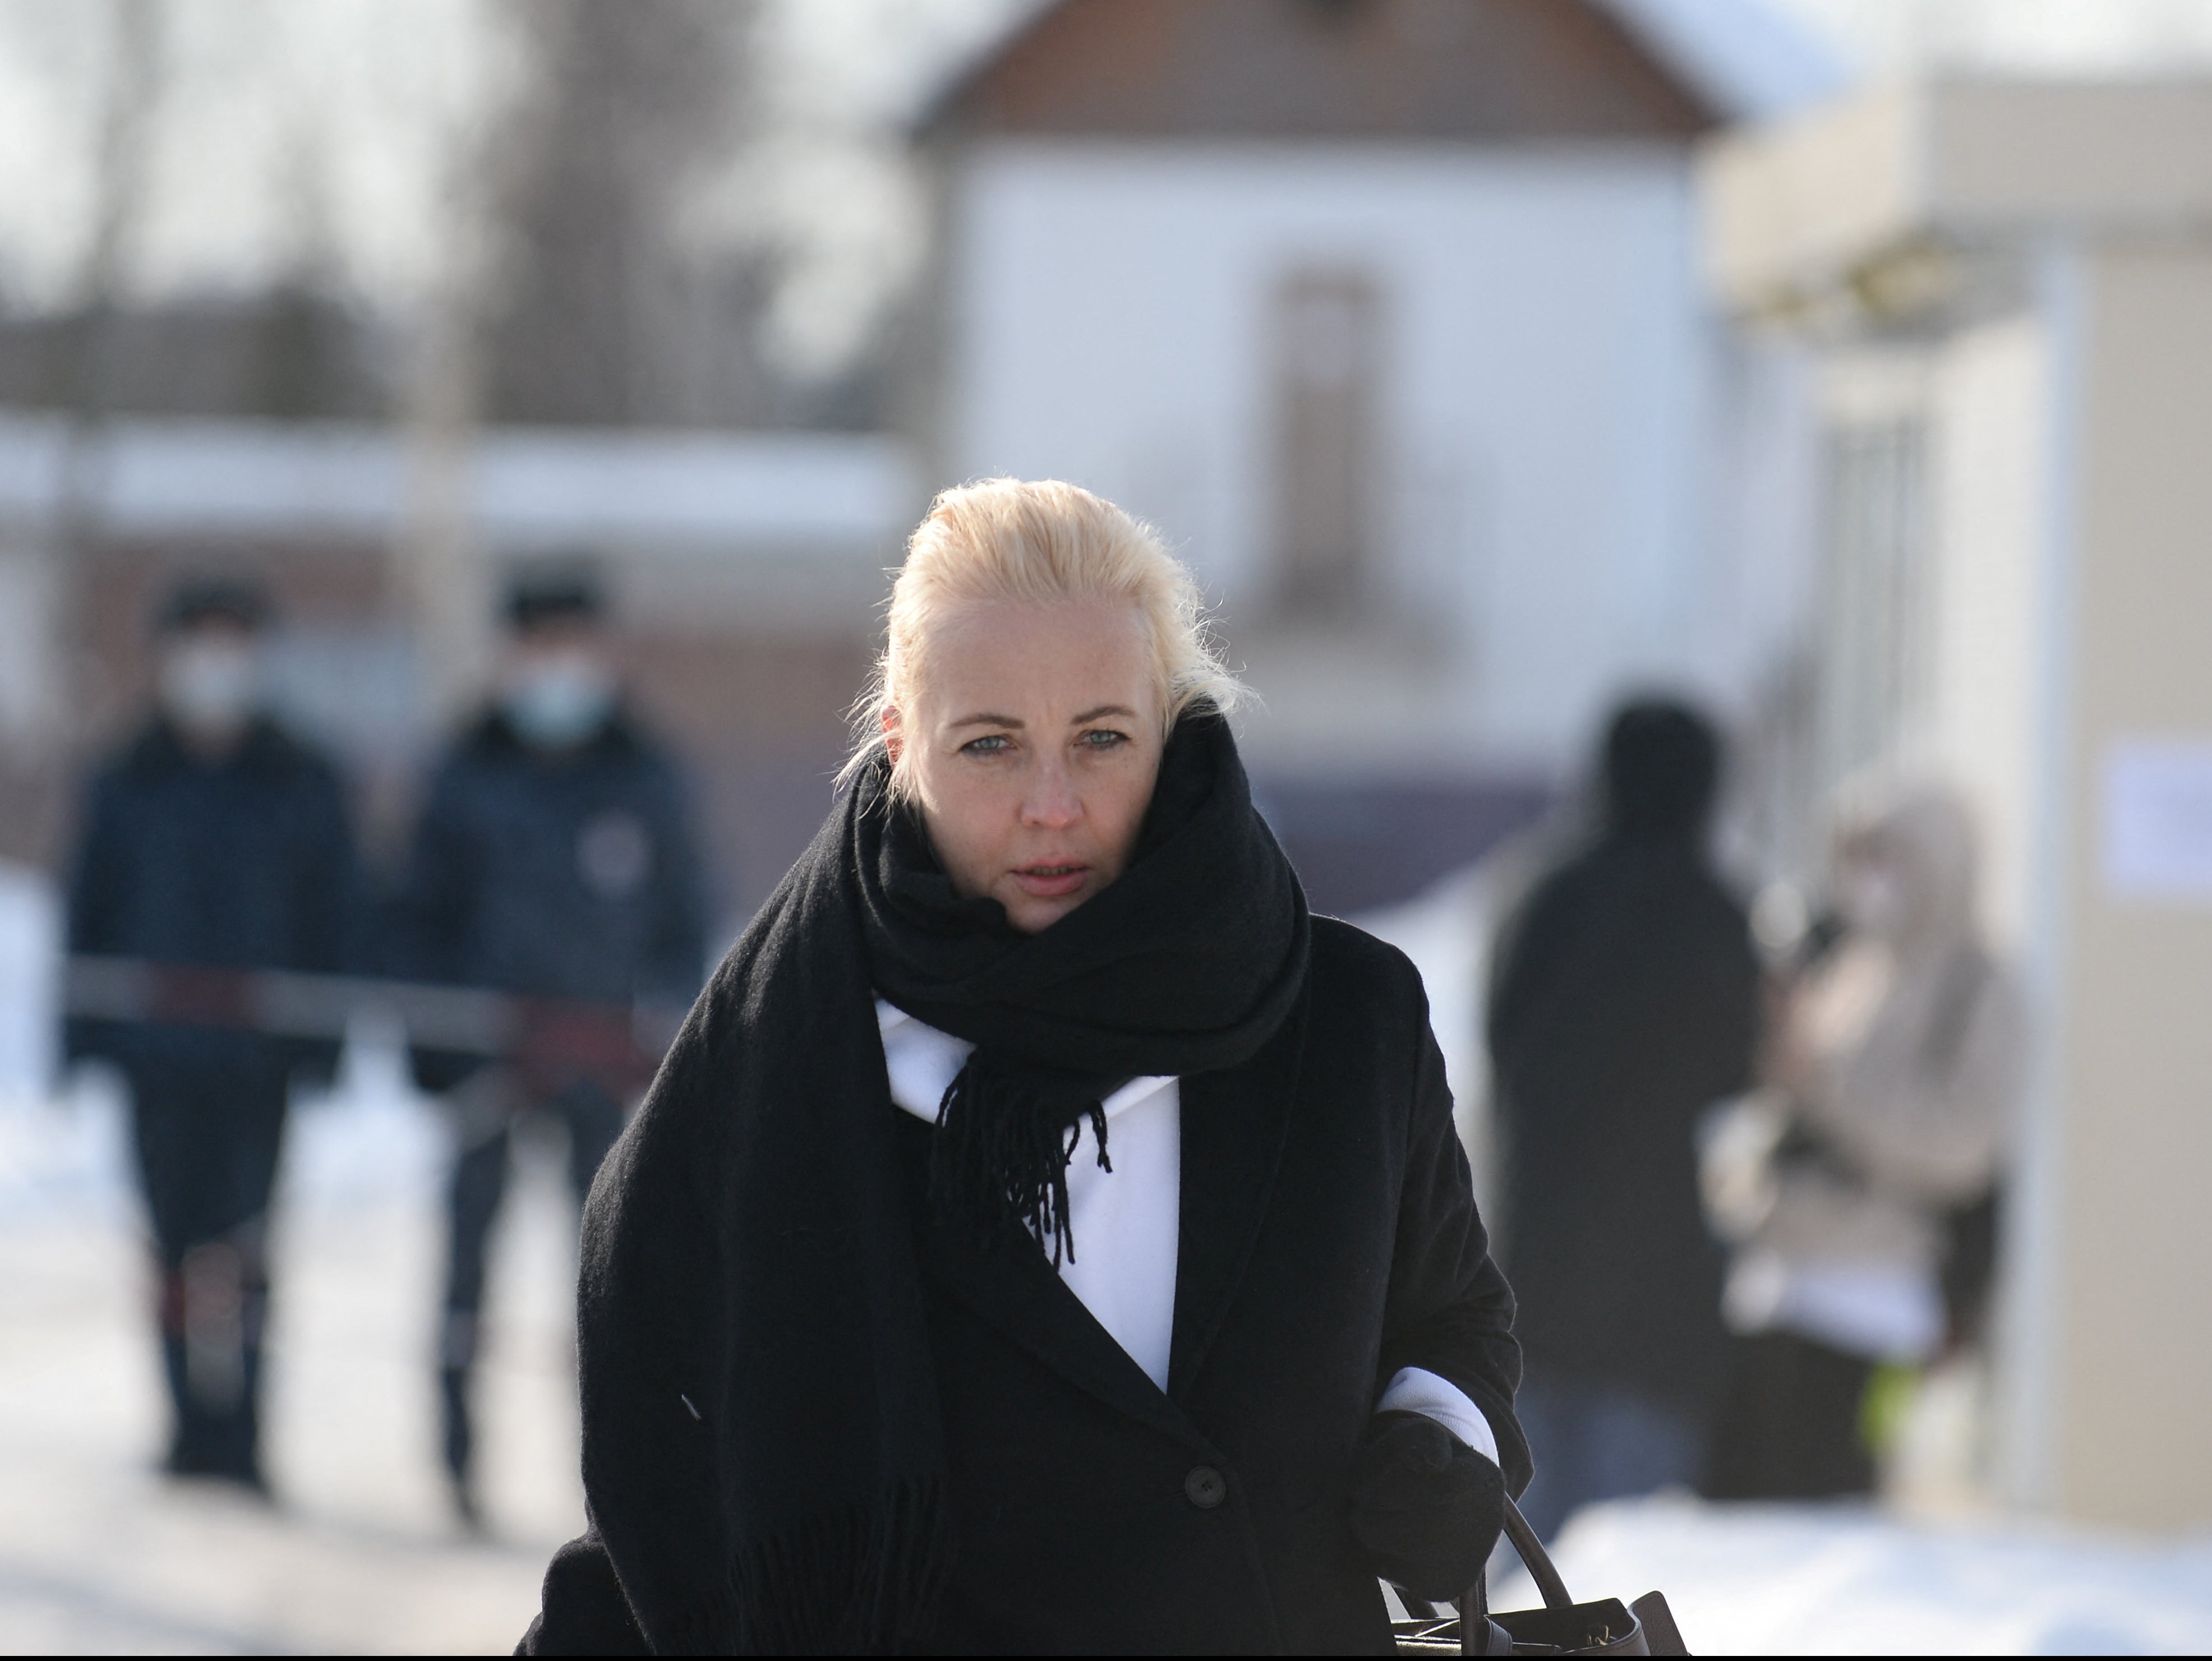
{"left": 726, "top": 1475, "right": 953, "bottom": 1654}
{"left": 932, "top": 1055, "right": 1112, "bottom": 1266}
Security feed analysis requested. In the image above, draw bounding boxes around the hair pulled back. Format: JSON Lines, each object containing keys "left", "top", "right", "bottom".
{"left": 849, "top": 477, "right": 1245, "bottom": 800}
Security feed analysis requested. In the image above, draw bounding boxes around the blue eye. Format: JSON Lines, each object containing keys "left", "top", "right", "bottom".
{"left": 962, "top": 734, "right": 1011, "bottom": 755}
{"left": 1080, "top": 729, "right": 1128, "bottom": 749}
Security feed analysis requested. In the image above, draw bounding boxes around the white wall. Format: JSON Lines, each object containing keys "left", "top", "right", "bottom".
{"left": 0, "top": 414, "right": 918, "bottom": 625}
{"left": 948, "top": 140, "right": 1768, "bottom": 770}
{"left": 1926, "top": 314, "right": 2051, "bottom": 950}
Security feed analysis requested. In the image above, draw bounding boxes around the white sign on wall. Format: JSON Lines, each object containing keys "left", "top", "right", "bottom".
{"left": 2102, "top": 740, "right": 2212, "bottom": 903}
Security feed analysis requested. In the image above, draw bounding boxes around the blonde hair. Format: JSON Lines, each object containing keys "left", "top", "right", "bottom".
{"left": 848, "top": 478, "right": 1245, "bottom": 799}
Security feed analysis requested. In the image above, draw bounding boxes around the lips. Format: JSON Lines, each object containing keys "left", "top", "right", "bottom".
{"left": 1012, "top": 862, "right": 1089, "bottom": 898}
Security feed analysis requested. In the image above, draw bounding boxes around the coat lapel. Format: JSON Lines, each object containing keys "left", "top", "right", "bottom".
{"left": 1167, "top": 994, "right": 1308, "bottom": 1400}
{"left": 919, "top": 1202, "right": 1202, "bottom": 1446}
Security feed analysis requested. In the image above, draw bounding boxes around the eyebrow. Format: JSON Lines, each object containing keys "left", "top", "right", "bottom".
{"left": 946, "top": 704, "right": 1138, "bottom": 731}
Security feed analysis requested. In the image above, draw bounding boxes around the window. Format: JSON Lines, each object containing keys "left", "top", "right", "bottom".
{"left": 1817, "top": 413, "right": 1932, "bottom": 791}
{"left": 1270, "top": 268, "right": 1382, "bottom": 617}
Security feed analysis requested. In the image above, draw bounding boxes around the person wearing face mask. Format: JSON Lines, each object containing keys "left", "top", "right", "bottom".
{"left": 386, "top": 565, "right": 707, "bottom": 1527}
{"left": 1703, "top": 780, "right": 2025, "bottom": 1501}
{"left": 64, "top": 575, "right": 362, "bottom": 1492}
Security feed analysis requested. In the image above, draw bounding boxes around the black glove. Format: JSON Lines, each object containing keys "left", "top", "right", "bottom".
{"left": 1348, "top": 1409, "right": 1506, "bottom": 1601}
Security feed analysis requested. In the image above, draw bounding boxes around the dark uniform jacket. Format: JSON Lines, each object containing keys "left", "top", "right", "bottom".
{"left": 539, "top": 919, "right": 1528, "bottom": 1655}
{"left": 387, "top": 709, "right": 707, "bottom": 1087}
{"left": 65, "top": 717, "right": 359, "bottom": 1084}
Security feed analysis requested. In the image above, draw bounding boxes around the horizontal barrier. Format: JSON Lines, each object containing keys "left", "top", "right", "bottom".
{"left": 62, "top": 956, "right": 683, "bottom": 1092}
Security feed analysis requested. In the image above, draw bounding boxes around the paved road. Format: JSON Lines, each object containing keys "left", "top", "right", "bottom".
{"left": 0, "top": 1078, "right": 585, "bottom": 1654}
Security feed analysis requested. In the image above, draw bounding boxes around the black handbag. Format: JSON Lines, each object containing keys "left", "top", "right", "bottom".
{"left": 1392, "top": 1494, "right": 1690, "bottom": 1655}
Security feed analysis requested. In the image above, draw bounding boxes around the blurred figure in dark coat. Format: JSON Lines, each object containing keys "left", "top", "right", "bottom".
{"left": 1488, "top": 698, "right": 1761, "bottom": 1539}
{"left": 66, "top": 575, "right": 361, "bottom": 1491}
{"left": 388, "top": 567, "right": 707, "bottom": 1524}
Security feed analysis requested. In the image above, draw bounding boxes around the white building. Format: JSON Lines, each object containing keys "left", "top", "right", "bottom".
{"left": 915, "top": 0, "right": 1836, "bottom": 903}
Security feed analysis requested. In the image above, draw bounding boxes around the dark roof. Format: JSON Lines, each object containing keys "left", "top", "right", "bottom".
{"left": 922, "top": 0, "right": 1718, "bottom": 143}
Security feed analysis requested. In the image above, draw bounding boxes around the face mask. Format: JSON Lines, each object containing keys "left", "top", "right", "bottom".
{"left": 504, "top": 656, "right": 615, "bottom": 750}
{"left": 160, "top": 640, "right": 260, "bottom": 738}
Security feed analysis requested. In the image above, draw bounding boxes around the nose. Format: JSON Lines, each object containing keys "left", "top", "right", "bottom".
{"left": 1021, "top": 754, "right": 1084, "bottom": 831}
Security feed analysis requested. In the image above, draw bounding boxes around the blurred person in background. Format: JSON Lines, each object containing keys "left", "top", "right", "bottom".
{"left": 388, "top": 566, "right": 707, "bottom": 1526}
{"left": 64, "top": 575, "right": 361, "bottom": 1493}
{"left": 1704, "top": 781, "right": 2023, "bottom": 1501}
{"left": 1488, "top": 698, "right": 1762, "bottom": 1540}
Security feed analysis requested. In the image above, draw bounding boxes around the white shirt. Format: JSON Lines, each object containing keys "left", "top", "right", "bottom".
{"left": 877, "top": 1000, "right": 1501, "bottom": 1465}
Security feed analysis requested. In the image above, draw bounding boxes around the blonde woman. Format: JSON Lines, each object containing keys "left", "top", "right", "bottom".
{"left": 522, "top": 481, "right": 1527, "bottom": 1654}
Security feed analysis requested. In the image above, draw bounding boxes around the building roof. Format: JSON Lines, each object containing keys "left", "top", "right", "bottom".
{"left": 917, "top": 0, "right": 1842, "bottom": 144}
{"left": 921, "top": 0, "right": 1716, "bottom": 141}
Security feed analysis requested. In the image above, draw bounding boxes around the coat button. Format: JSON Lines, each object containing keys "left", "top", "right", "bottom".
{"left": 1184, "top": 1465, "right": 1227, "bottom": 1509}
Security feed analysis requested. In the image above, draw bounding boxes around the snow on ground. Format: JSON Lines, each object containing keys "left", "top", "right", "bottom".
{"left": 0, "top": 1021, "right": 587, "bottom": 1654}
{"left": 1496, "top": 1493, "right": 2212, "bottom": 1657}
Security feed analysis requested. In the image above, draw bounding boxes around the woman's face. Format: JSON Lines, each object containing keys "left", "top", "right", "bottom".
{"left": 891, "top": 597, "right": 1164, "bottom": 934}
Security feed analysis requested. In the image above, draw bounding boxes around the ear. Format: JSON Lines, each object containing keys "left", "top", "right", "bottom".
{"left": 880, "top": 704, "right": 903, "bottom": 764}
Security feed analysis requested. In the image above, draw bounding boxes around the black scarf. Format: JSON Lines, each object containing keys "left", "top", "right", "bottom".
{"left": 863, "top": 710, "right": 1309, "bottom": 1262}
{"left": 572, "top": 709, "right": 1307, "bottom": 1654}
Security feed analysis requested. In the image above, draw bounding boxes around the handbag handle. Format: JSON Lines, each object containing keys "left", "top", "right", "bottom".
{"left": 1499, "top": 1493, "right": 1573, "bottom": 1611}
{"left": 1455, "top": 1494, "right": 1574, "bottom": 1655}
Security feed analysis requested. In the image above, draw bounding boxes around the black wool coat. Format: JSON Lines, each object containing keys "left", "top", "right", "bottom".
{"left": 530, "top": 918, "right": 1527, "bottom": 1655}
{"left": 1488, "top": 837, "right": 1761, "bottom": 1413}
